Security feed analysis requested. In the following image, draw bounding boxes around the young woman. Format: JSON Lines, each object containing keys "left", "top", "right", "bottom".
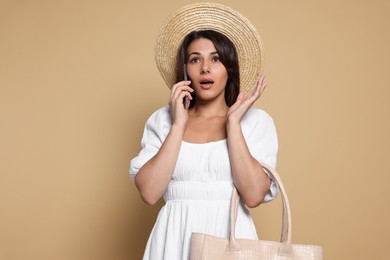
{"left": 130, "top": 3, "right": 278, "bottom": 260}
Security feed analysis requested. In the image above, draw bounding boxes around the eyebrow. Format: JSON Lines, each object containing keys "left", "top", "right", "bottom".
{"left": 188, "top": 51, "right": 219, "bottom": 56}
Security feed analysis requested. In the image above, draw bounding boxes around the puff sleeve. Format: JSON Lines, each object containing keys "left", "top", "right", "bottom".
{"left": 129, "top": 106, "right": 171, "bottom": 180}
{"left": 241, "top": 108, "right": 279, "bottom": 203}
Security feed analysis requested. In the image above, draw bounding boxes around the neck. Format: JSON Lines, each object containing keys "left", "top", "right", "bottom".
{"left": 190, "top": 99, "right": 228, "bottom": 118}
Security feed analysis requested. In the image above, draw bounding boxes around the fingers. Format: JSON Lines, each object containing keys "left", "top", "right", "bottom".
{"left": 171, "top": 81, "right": 193, "bottom": 99}
{"left": 229, "top": 91, "right": 245, "bottom": 111}
{"left": 176, "top": 88, "right": 193, "bottom": 105}
{"left": 246, "top": 73, "right": 267, "bottom": 102}
{"left": 169, "top": 80, "right": 193, "bottom": 108}
{"left": 258, "top": 73, "right": 268, "bottom": 93}
{"left": 228, "top": 73, "right": 268, "bottom": 123}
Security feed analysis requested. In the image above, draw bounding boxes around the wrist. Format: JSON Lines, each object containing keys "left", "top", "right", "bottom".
{"left": 226, "top": 120, "right": 241, "bottom": 134}
{"left": 170, "top": 123, "right": 186, "bottom": 137}
{"left": 226, "top": 113, "right": 241, "bottom": 125}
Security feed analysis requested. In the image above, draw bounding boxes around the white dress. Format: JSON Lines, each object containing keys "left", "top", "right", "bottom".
{"left": 130, "top": 106, "right": 278, "bottom": 260}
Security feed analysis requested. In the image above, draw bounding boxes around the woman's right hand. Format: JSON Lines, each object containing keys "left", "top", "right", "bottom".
{"left": 169, "top": 80, "right": 193, "bottom": 128}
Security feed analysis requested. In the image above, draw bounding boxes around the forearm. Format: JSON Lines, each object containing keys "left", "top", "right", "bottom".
{"left": 227, "top": 122, "right": 271, "bottom": 208}
{"left": 135, "top": 124, "right": 185, "bottom": 205}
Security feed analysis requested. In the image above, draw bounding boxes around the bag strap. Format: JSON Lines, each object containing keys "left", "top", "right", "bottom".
{"left": 228, "top": 164, "right": 294, "bottom": 255}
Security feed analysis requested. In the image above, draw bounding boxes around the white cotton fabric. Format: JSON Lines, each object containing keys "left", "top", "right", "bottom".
{"left": 130, "top": 106, "right": 278, "bottom": 260}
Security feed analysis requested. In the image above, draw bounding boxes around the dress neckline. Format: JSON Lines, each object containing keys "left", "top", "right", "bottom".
{"left": 181, "top": 138, "right": 227, "bottom": 145}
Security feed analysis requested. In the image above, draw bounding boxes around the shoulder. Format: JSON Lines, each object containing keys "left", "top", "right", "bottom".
{"left": 146, "top": 106, "right": 172, "bottom": 126}
{"left": 149, "top": 105, "right": 170, "bottom": 120}
{"left": 143, "top": 106, "right": 172, "bottom": 139}
{"left": 241, "top": 108, "right": 275, "bottom": 127}
{"left": 240, "top": 108, "right": 277, "bottom": 139}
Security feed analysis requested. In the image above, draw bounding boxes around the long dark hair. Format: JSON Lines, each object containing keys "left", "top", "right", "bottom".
{"left": 176, "top": 30, "right": 240, "bottom": 107}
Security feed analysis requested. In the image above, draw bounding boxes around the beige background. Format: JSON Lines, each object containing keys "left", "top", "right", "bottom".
{"left": 0, "top": 0, "right": 389, "bottom": 259}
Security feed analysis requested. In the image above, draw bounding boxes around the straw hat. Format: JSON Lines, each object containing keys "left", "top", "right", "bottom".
{"left": 154, "top": 2, "right": 263, "bottom": 96}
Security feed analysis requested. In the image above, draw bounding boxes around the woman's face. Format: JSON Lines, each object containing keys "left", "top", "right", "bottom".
{"left": 186, "top": 38, "right": 228, "bottom": 104}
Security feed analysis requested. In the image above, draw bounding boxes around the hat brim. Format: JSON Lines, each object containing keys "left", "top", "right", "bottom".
{"left": 154, "top": 2, "right": 263, "bottom": 96}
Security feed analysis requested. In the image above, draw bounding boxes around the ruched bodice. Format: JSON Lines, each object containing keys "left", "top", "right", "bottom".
{"left": 164, "top": 181, "right": 232, "bottom": 201}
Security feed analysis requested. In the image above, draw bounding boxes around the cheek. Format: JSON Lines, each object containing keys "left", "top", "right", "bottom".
{"left": 186, "top": 66, "right": 197, "bottom": 79}
{"left": 216, "top": 64, "right": 228, "bottom": 76}
{"left": 218, "top": 68, "right": 228, "bottom": 81}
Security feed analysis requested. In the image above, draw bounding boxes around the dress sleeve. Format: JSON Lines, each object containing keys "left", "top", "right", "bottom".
{"left": 129, "top": 106, "right": 171, "bottom": 180}
{"left": 241, "top": 108, "right": 279, "bottom": 203}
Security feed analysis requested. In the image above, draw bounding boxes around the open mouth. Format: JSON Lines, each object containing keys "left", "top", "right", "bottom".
{"left": 200, "top": 80, "right": 214, "bottom": 84}
{"left": 200, "top": 79, "right": 214, "bottom": 86}
{"left": 199, "top": 79, "right": 214, "bottom": 89}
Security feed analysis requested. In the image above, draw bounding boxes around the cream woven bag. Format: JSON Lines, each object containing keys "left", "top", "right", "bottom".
{"left": 190, "top": 164, "right": 323, "bottom": 259}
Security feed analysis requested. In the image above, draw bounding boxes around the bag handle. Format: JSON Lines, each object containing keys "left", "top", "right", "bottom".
{"left": 228, "top": 164, "right": 294, "bottom": 256}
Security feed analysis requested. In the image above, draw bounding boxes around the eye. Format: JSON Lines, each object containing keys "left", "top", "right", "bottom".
{"left": 212, "top": 56, "right": 220, "bottom": 62}
{"left": 189, "top": 57, "right": 200, "bottom": 63}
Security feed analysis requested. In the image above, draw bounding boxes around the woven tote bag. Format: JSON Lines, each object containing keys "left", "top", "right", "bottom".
{"left": 190, "top": 164, "right": 323, "bottom": 259}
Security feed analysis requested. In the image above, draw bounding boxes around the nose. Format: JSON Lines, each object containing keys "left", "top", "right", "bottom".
{"left": 200, "top": 60, "right": 210, "bottom": 75}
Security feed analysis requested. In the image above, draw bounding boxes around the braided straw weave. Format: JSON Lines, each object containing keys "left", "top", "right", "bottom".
{"left": 154, "top": 2, "right": 263, "bottom": 96}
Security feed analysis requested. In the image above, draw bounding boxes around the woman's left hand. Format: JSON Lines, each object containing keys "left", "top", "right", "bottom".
{"left": 227, "top": 73, "right": 268, "bottom": 124}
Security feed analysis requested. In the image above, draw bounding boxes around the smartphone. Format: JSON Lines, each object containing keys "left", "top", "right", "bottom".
{"left": 183, "top": 64, "right": 190, "bottom": 110}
